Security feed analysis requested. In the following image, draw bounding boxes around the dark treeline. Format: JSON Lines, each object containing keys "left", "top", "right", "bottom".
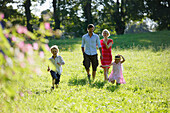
{"left": 0, "top": 0, "right": 170, "bottom": 37}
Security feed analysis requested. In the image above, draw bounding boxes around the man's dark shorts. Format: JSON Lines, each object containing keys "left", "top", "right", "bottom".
{"left": 50, "top": 70, "right": 61, "bottom": 84}
{"left": 83, "top": 53, "right": 98, "bottom": 71}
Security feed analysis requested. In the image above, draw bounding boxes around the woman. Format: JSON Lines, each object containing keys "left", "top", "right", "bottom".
{"left": 100, "top": 29, "right": 113, "bottom": 81}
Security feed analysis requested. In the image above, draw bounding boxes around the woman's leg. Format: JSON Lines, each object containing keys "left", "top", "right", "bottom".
{"left": 104, "top": 68, "right": 108, "bottom": 81}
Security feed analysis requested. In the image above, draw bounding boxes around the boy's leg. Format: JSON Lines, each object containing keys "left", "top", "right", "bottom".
{"left": 55, "top": 73, "right": 61, "bottom": 88}
{"left": 51, "top": 78, "right": 55, "bottom": 89}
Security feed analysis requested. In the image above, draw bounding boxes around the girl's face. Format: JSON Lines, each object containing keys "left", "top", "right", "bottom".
{"left": 115, "top": 58, "right": 121, "bottom": 64}
{"left": 51, "top": 48, "right": 58, "bottom": 56}
{"left": 103, "top": 31, "right": 109, "bottom": 38}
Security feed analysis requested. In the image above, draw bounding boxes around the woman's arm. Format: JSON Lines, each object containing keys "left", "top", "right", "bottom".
{"left": 104, "top": 40, "right": 113, "bottom": 49}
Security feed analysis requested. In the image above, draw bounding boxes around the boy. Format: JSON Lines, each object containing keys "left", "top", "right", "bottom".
{"left": 47, "top": 45, "right": 65, "bottom": 89}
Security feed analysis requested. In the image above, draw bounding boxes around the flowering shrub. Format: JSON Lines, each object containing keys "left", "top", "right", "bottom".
{"left": 0, "top": 13, "right": 61, "bottom": 110}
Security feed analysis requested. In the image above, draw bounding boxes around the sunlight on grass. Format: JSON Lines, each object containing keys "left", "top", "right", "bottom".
{"left": 1, "top": 31, "right": 170, "bottom": 112}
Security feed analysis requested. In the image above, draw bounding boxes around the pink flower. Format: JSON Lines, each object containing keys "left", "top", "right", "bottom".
{"left": 45, "top": 44, "right": 50, "bottom": 51}
{"left": 11, "top": 36, "right": 17, "bottom": 42}
{"left": 44, "top": 22, "right": 51, "bottom": 30}
{"left": 34, "top": 68, "right": 42, "bottom": 75}
{"left": 23, "top": 27, "right": 28, "bottom": 34}
{"left": 16, "top": 25, "right": 28, "bottom": 34}
{"left": 17, "top": 41, "right": 25, "bottom": 49}
{"left": 0, "top": 13, "right": 4, "bottom": 19}
{"left": 19, "top": 92, "right": 24, "bottom": 97}
{"left": 17, "top": 53, "right": 24, "bottom": 61}
{"left": 27, "top": 57, "right": 34, "bottom": 65}
{"left": 39, "top": 51, "right": 44, "bottom": 58}
{"left": 20, "top": 62, "right": 25, "bottom": 68}
{"left": 33, "top": 42, "right": 38, "bottom": 50}
{"left": 23, "top": 44, "right": 33, "bottom": 55}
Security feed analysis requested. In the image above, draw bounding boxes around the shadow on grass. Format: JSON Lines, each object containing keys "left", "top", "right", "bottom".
{"left": 90, "top": 81, "right": 106, "bottom": 89}
{"left": 106, "top": 85, "right": 119, "bottom": 92}
{"left": 68, "top": 77, "right": 87, "bottom": 86}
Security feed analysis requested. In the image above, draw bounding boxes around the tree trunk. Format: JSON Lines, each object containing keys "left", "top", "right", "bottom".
{"left": 24, "top": 0, "right": 33, "bottom": 32}
{"left": 115, "top": 0, "right": 125, "bottom": 35}
{"left": 83, "top": 0, "right": 92, "bottom": 27}
{"left": 53, "top": 0, "right": 60, "bottom": 30}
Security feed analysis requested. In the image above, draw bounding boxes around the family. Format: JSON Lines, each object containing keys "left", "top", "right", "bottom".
{"left": 47, "top": 24, "right": 126, "bottom": 89}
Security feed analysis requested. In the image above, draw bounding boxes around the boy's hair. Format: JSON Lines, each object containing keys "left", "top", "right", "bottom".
{"left": 50, "top": 45, "right": 59, "bottom": 53}
{"left": 87, "top": 24, "right": 94, "bottom": 29}
{"left": 102, "top": 29, "right": 110, "bottom": 37}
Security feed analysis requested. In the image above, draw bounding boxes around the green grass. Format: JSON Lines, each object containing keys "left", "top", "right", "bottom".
{"left": 1, "top": 30, "right": 170, "bottom": 112}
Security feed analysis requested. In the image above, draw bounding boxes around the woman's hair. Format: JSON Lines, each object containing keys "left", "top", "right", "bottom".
{"left": 50, "top": 45, "right": 59, "bottom": 53}
{"left": 102, "top": 29, "right": 110, "bottom": 37}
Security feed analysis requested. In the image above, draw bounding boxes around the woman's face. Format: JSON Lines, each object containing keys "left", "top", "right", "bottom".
{"left": 103, "top": 31, "right": 108, "bottom": 38}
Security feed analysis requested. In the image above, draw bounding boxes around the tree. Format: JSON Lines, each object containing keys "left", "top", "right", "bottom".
{"left": 24, "top": 0, "right": 33, "bottom": 32}
{"left": 145, "top": 0, "right": 170, "bottom": 30}
{"left": 82, "top": 0, "right": 93, "bottom": 27}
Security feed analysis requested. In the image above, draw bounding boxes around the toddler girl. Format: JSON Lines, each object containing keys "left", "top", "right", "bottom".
{"left": 101, "top": 55, "right": 126, "bottom": 85}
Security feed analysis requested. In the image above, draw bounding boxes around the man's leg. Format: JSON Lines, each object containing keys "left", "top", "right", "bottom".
{"left": 92, "top": 71, "right": 96, "bottom": 80}
{"left": 91, "top": 54, "right": 98, "bottom": 81}
{"left": 83, "top": 53, "right": 91, "bottom": 80}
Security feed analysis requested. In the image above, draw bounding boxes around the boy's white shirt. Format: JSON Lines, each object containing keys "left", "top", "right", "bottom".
{"left": 49, "top": 55, "right": 65, "bottom": 75}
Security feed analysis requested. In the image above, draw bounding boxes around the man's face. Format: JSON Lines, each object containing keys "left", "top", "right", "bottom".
{"left": 88, "top": 27, "right": 94, "bottom": 33}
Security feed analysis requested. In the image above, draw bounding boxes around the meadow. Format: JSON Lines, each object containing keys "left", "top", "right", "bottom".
{"left": 1, "top": 30, "right": 170, "bottom": 112}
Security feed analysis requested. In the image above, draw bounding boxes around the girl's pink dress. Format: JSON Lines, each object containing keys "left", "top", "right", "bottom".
{"left": 100, "top": 39, "right": 113, "bottom": 68}
{"left": 108, "top": 62, "right": 126, "bottom": 84}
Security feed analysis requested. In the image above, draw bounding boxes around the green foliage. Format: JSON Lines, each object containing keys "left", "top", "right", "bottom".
{"left": 1, "top": 30, "right": 169, "bottom": 112}
{"left": 0, "top": 14, "right": 59, "bottom": 112}
{"left": 145, "top": 0, "right": 170, "bottom": 30}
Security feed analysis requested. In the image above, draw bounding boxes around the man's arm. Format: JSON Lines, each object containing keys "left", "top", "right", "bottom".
{"left": 99, "top": 47, "right": 103, "bottom": 60}
{"left": 96, "top": 36, "right": 103, "bottom": 59}
{"left": 81, "top": 36, "right": 85, "bottom": 54}
{"left": 81, "top": 47, "right": 85, "bottom": 53}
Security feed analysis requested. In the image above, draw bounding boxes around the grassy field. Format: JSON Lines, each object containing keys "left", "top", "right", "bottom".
{"left": 2, "top": 31, "right": 170, "bottom": 112}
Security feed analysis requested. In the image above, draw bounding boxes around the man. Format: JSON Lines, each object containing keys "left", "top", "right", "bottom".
{"left": 81, "top": 24, "right": 103, "bottom": 82}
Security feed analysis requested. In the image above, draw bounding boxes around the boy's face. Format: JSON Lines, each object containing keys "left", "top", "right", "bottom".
{"left": 51, "top": 48, "right": 58, "bottom": 56}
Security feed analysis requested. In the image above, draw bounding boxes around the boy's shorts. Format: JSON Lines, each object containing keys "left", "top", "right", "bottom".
{"left": 50, "top": 70, "right": 61, "bottom": 84}
{"left": 83, "top": 53, "right": 98, "bottom": 71}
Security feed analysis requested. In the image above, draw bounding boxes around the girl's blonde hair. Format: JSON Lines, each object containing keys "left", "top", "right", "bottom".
{"left": 102, "top": 29, "right": 110, "bottom": 37}
{"left": 50, "top": 45, "right": 59, "bottom": 53}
